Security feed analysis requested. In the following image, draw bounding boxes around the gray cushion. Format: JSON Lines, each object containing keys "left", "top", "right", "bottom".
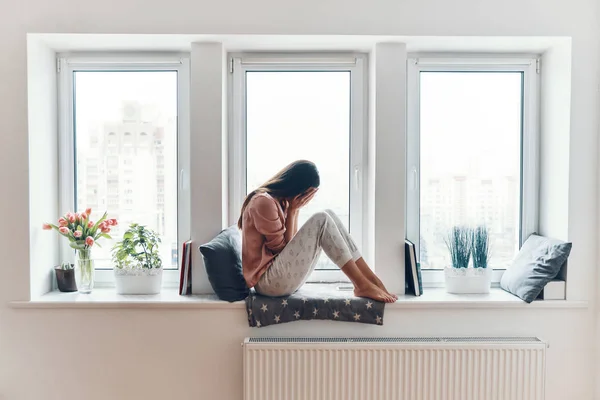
{"left": 199, "top": 225, "right": 249, "bottom": 302}
{"left": 500, "top": 234, "right": 572, "bottom": 303}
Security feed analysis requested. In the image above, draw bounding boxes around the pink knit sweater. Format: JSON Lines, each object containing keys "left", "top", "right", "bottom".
{"left": 241, "top": 193, "right": 287, "bottom": 288}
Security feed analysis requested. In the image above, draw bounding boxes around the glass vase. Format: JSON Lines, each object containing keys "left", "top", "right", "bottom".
{"left": 75, "top": 249, "right": 95, "bottom": 294}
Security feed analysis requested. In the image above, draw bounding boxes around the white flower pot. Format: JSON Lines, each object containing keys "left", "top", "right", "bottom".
{"left": 444, "top": 267, "right": 492, "bottom": 294}
{"left": 114, "top": 268, "right": 163, "bottom": 295}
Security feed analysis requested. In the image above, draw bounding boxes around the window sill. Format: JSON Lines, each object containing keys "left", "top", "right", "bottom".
{"left": 389, "top": 288, "right": 587, "bottom": 309}
{"left": 11, "top": 288, "right": 247, "bottom": 309}
{"left": 10, "top": 286, "right": 587, "bottom": 310}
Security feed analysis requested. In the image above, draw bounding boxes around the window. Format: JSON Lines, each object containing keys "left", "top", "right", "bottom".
{"left": 407, "top": 56, "right": 539, "bottom": 284}
{"left": 58, "top": 54, "right": 190, "bottom": 285}
{"left": 230, "top": 54, "right": 367, "bottom": 282}
{"left": 123, "top": 132, "right": 133, "bottom": 146}
{"left": 107, "top": 156, "right": 118, "bottom": 168}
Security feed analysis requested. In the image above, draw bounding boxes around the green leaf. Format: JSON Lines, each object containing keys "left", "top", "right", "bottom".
{"left": 110, "top": 223, "right": 162, "bottom": 269}
{"left": 69, "top": 241, "right": 86, "bottom": 250}
{"left": 91, "top": 211, "right": 108, "bottom": 232}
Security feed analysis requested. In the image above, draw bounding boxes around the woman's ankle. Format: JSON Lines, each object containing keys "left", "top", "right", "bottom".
{"left": 353, "top": 276, "right": 376, "bottom": 291}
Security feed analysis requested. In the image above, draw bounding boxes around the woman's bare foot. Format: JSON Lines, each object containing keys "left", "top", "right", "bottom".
{"left": 354, "top": 282, "right": 396, "bottom": 303}
{"left": 369, "top": 276, "right": 398, "bottom": 301}
{"left": 355, "top": 258, "right": 398, "bottom": 300}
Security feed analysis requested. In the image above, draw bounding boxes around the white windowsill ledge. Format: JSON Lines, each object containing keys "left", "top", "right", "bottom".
{"left": 10, "top": 287, "right": 587, "bottom": 309}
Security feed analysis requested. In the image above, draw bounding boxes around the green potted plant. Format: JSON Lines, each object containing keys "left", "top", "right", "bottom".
{"left": 112, "top": 224, "right": 163, "bottom": 295}
{"left": 444, "top": 225, "right": 493, "bottom": 294}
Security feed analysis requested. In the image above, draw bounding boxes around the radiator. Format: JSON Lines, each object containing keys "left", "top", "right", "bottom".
{"left": 243, "top": 337, "right": 546, "bottom": 400}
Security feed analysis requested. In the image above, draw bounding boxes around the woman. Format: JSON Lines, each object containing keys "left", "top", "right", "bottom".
{"left": 239, "top": 160, "right": 397, "bottom": 303}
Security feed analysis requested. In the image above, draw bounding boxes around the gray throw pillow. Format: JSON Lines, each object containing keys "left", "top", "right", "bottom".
{"left": 500, "top": 234, "right": 572, "bottom": 303}
{"left": 199, "top": 225, "right": 249, "bottom": 302}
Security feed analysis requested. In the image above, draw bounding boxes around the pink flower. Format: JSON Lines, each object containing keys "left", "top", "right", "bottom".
{"left": 75, "top": 213, "right": 82, "bottom": 221}
{"left": 42, "top": 223, "right": 52, "bottom": 230}
{"left": 101, "top": 226, "right": 111, "bottom": 233}
{"left": 109, "top": 219, "right": 118, "bottom": 226}
{"left": 85, "top": 236, "right": 94, "bottom": 247}
{"left": 73, "top": 231, "right": 82, "bottom": 238}
{"left": 58, "top": 227, "right": 69, "bottom": 235}
{"left": 80, "top": 212, "right": 88, "bottom": 220}
{"left": 87, "top": 221, "right": 94, "bottom": 228}
{"left": 67, "top": 213, "right": 76, "bottom": 223}
{"left": 58, "top": 218, "right": 68, "bottom": 227}
{"left": 85, "top": 208, "right": 92, "bottom": 216}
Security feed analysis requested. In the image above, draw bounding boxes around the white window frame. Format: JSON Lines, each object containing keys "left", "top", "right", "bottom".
{"left": 406, "top": 55, "right": 540, "bottom": 287}
{"left": 228, "top": 53, "right": 368, "bottom": 283}
{"left": 57, "top": 53, "right": 191, "bottom": 287}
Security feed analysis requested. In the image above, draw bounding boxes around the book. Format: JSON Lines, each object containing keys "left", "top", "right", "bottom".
{"left": 179, "top": 241, "right": 188, "bottom": 295}
{"left": 179, "top": 240, "right": 193, "bottom": 295}
{"left": 405, "top": 239, "right": 422, "bottom": 296}
{"left": 185, "top": 241, "right": 192, "bottom": 295}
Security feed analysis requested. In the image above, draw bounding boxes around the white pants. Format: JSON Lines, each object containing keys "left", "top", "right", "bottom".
{"left": 255, "top": 209, "right": 361, "bottom": 297}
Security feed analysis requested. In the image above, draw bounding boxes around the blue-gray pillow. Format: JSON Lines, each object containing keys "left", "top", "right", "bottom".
{"left": 199, "top": 225, "right": 249, "bottom": 302}
{"left": 500, "top": 234, "right": 572, "bottom": 303}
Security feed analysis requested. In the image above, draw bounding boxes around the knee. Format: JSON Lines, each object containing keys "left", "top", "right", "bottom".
{"left": 324, "top": 209, "right": 335, "bottom": 216}
{"left": 307, "top": 211, "right": 332, "bottom": 226}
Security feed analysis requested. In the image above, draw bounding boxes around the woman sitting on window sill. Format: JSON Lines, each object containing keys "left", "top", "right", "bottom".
{"left": 239, "top": 160, "right": 397, "bottom": 303}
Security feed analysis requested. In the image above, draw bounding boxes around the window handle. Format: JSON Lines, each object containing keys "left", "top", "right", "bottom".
{"left": 354, "top": 166, "right": 360, "bottom": 191}
{"left": 180, "top": 169, "right": 187, "bottom": 191}
{"left": 409, "top": 167, "right": 417, "bottom": 191}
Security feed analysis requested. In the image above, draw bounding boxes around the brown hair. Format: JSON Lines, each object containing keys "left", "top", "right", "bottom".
{"left": 237, "top": 160, "right": 320, "bottom": 228}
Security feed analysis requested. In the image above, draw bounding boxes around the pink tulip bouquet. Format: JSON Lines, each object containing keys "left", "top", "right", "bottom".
{"left": 43, "top": 208, "right": 117, "bottom": 250}
{"left": 43, "top": 208, "right": 117, "bottom": 293}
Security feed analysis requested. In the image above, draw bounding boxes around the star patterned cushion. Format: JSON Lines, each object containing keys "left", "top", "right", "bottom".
{"left": 246, "top": 284, "right": 385, "bottom": 328}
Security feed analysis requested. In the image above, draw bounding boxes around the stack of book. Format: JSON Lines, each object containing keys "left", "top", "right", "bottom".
{"left": 179, "top": 240, "right": 193, "bottom": 295}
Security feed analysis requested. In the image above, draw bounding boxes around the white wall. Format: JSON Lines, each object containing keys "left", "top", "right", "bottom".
{"left": 1, "top": 0, "right": 599, "bottom": 399}
{"left": 189, "top": 42, "right": 228, "bottom": 294}
{"left": 539, "top": 42, "right": 572, "bottom": 243}
{"left": 373, "top": 43, "right": 406, "bottom": 294}
{"left": 26, "top": 39, "right": 59, "bottom": 298}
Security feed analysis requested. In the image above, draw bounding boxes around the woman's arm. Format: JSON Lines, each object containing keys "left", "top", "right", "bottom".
{"left": 251, "top": 196, "right": 287, "bottom": 253}
{"left": 284, "top": 188, "right": 318, "bottom": 242}
{"left": 284, "top": 208, "right": 299, "bottom": 243}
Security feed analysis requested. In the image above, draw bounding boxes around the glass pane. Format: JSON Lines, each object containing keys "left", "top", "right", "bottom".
{"left": 245, "top": 71, "right": 350, "bottom": 270}
{"left": 74, "top": 71, "right": 178, "bottom": 269}
{"left": 419, "top": 72, "right": 522, "bottom": 269}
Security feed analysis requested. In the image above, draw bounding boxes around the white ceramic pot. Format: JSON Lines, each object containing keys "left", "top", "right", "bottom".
{"left": 444, "top": 267, "right": 492, "bottom": 294}
{"left": 114, "top": 268, "right": 163, "bottom": 295}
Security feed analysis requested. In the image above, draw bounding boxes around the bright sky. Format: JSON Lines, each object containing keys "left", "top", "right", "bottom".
{"left": 420, "top": 72, "right": 522, "bottom": 179}
{"left": 246, "top": 71, "right": 351, "bottom": 228}
{"left": 75, "top": 71, "right": 178, "bottom": 130}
